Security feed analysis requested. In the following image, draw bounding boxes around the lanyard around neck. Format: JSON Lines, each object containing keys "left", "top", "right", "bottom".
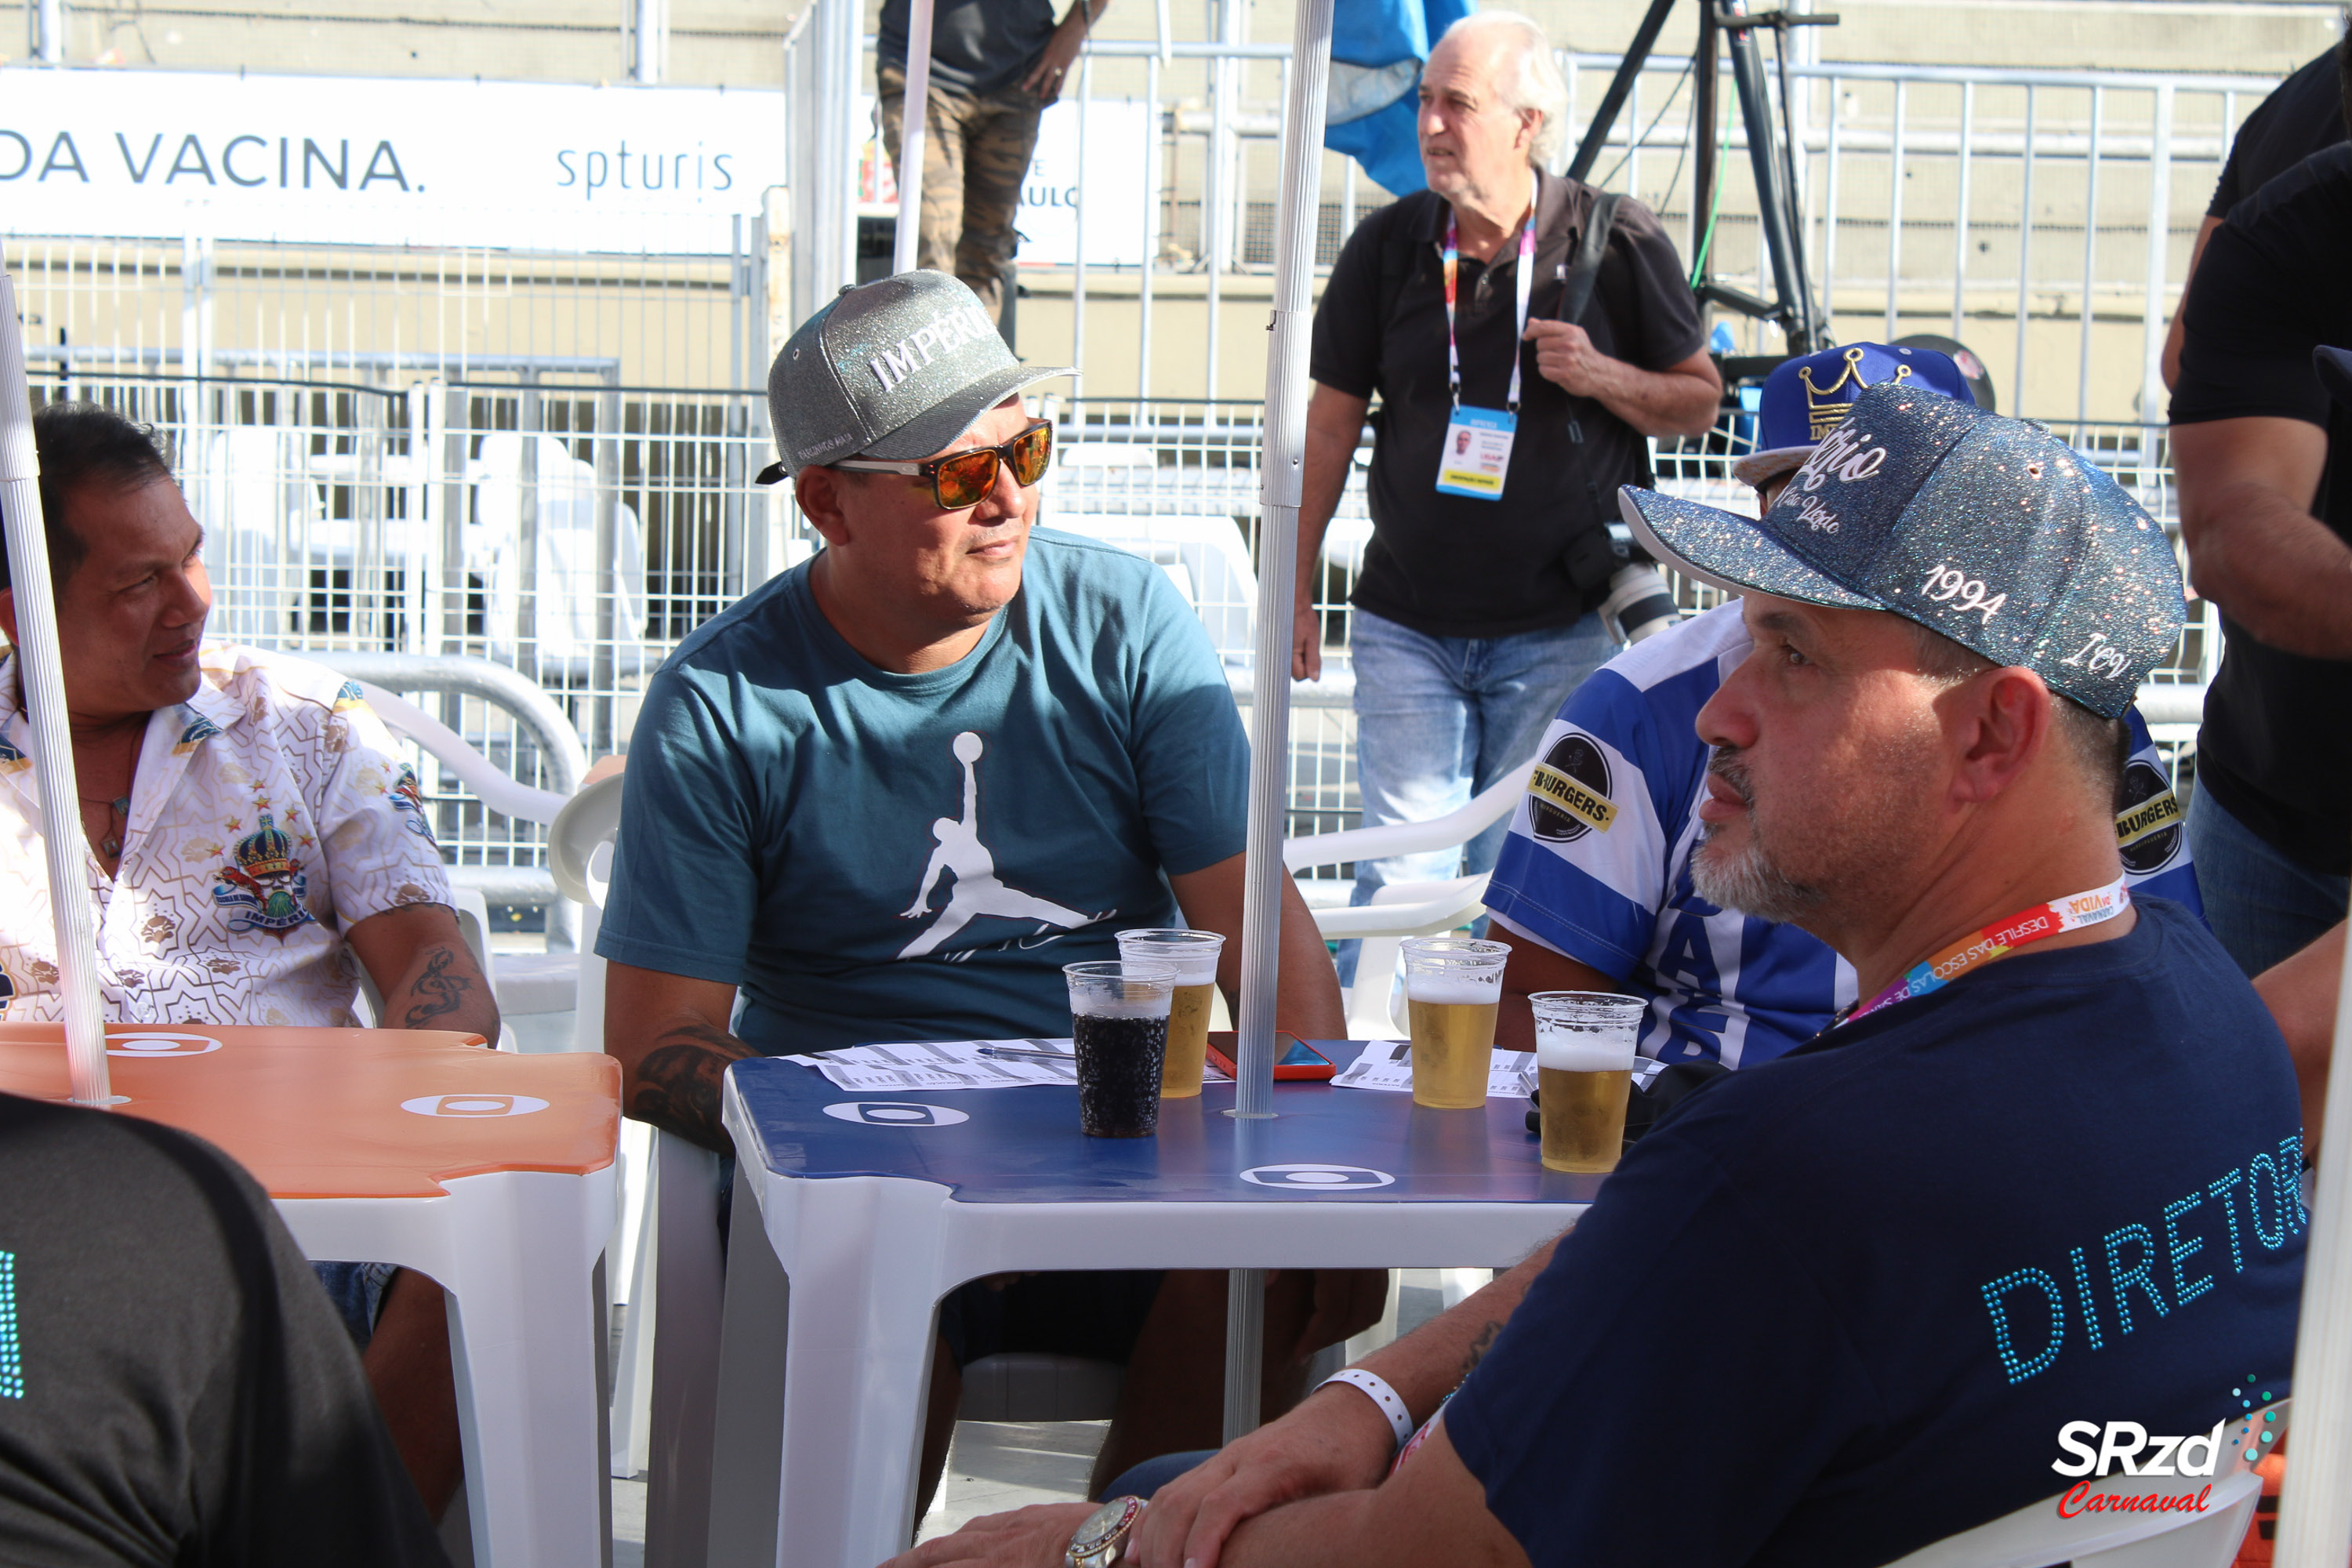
{"left": 1843, "top": 877, "right": 2132, "bottom": 1026}
{"left": 1442, "top": 200, "right": 1537, "bottom": 415}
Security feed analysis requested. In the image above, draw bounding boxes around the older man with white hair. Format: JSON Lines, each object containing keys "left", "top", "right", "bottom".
{"left": 1295, "top": 12, "right": 1720, "bottom": 973}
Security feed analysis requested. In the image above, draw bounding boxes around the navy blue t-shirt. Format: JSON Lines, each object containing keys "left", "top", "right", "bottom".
{"left": 1446, "top": 898, "right": 2303, "bottom": 1567}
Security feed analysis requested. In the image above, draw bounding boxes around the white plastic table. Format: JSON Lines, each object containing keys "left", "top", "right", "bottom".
{"left": 704, "top": 1051, "right": 1598, "bottom": 1568}
{"left": 0, "top": 1022, "right": 620, "bottom": 1568}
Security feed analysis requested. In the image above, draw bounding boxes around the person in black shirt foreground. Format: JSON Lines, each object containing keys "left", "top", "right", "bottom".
{"left": 2170, "top": 121, "right": 2352, "bottom": 978}
{"left": 0, "top": 1092, "right": 446, "bottom": 1566}
{"left": 887, "top": 389, "right": 2303, "bottom": 1568}
{"left": 2161, "top": 40, "right": 2344, "bottom": 390}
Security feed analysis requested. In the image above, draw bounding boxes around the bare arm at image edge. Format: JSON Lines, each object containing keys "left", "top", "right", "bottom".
{"left": 604, "top": 962, "right": 757, "bottom": 1153}
{"left": 2159, "top": 216, "right": 2225, "bottom": 392}
{"left": 2172, "top": 416, "right": 2352, "bottom": 659}
{"left": 2258, "top": 919, "right": 2347, "bottom": 1155}
{"left": 1292, "top": 383, "right": 1373, "bottom": 682}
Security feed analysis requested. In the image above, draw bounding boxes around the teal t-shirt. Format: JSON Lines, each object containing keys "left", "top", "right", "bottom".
{"left": 597, "top": 529, "right": 1250, "bottom": 1054}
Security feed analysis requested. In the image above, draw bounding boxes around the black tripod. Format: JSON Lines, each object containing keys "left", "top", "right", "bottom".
{"left": 1567, "top": 0, "right": 1838, "bottom": 358}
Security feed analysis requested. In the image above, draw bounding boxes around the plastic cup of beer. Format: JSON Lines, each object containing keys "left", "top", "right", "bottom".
{"left": 1064, "top": 960, "right": 1179, "bottom": 1138}
{"left": 1530, "top": 991, "right": 1645, "bottom": 1173}
{"left": 1116, "top": 929, "right": 1224, "bottom": 1098}
{"left": 1399, "top": 937, "right": 1509, "bottom": 1109}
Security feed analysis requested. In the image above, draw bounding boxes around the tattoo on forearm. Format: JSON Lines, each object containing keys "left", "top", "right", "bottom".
{"left": 400, "top": 946, "right": 471, "bottom": 1029}
{"left": 632, "top": 1023, "right": 760, "bottom": 1152}
{"left": 1459, "top": 1320, "right": 1504, "bottom": 1380}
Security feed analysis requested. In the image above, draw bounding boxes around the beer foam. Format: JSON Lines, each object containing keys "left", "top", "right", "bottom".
{"left": 1537, "top": 1029, "right": 1637, "bottom": 1073}
{"left": 1117, "top": 940, "right": 1220, "bottom": 985}
{"left": 1405, "top": 976, "right": 1501, "bottom": 1006}
{"left": 1073, "top": 997, "right": 1173, "bottom": 1022}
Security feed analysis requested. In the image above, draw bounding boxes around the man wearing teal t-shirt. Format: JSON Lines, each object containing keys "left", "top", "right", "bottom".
{"left": 597, "top": 270, "right": 1368, "bottom": 1504}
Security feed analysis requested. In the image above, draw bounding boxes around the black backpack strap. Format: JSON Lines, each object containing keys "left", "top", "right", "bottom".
{"left": 1555, "top": 189, "right": 1623, "bottom": 327}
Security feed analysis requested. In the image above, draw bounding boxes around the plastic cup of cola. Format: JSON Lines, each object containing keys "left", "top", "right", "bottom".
{"left": 1115, "top": 929, "right": 1225, "bottom": 1099}
{"left": 1530, "top": 991, "right": 1646, "bottom": 1173}
{"left": 1399, "top": 937, "right": 1509, "bottom": 1109}
{"left": 1064, "top": 960, "right": 1180, "bottom": 1137}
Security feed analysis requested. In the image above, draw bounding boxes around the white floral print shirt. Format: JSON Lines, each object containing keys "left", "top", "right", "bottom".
{"left": 0, "top": 644, "right": 453, "bottom": 1026}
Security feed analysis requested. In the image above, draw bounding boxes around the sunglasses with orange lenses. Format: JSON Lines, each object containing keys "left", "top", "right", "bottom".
{"left": 831, "top": 419, "right": 1053, "bottom": 510}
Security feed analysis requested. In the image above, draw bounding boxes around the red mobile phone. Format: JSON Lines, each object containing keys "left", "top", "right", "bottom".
{"left": 1205, "top": 1031, "right": 1338, "bottom": 1081}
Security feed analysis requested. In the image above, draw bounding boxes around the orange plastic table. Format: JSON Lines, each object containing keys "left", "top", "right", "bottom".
{"left": 0, "top": 1022, "right": 621, "bottom": 1568}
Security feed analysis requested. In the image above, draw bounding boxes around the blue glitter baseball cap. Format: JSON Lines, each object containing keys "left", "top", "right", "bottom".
{"left": 1730, "top": 342, "right": 1976, "bottom": 488}
{"left": 1619, "top": 383, "right": 2184, "bottom": 720}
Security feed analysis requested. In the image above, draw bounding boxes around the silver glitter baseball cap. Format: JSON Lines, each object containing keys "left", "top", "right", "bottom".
{"left": 753, "top": 270, "right": 1073, "bottom": 485}
{"left": 1618, "top": 383, "right": 2184, "bottom": 720}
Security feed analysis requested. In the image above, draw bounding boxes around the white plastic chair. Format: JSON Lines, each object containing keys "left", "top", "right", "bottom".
{"left": 1283, "top": 763, "right": 1534, "bottom": 1038}
{"left": 544, "top": 770, "right": 668, "bottom": 1485}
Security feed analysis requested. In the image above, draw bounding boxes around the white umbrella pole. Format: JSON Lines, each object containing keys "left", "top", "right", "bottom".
{"left": 2276, "top": 906, "right": 2352, "bottom": 1566}
{"left": 0, "top": 275, "right": 112, "bottom": 1108}
{"left": 891, "top": 0, "right": 935, "bottom": 274}
{"left": 1223, "top": 0, "right": 1335, "bottom": 1444}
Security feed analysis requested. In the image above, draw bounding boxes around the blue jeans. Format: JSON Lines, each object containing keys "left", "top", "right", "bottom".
{"left": 1340, "top": 608, "right": 1617, "bottom": 984}
{"left": 2187, "top": 786, "right": 2350, "bottom": 978}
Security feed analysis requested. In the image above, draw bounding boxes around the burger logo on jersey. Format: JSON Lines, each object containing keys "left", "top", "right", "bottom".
{"left": 2113, "top": 762, "right": 2183, "bottom": 875}
{"left": 1528, "top": 731, "right": 1618, "bottom": 843}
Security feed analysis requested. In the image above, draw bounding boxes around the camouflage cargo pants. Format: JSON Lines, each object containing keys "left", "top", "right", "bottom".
{"left": 878, "top": 61, "right": 1044, "bottom": 324}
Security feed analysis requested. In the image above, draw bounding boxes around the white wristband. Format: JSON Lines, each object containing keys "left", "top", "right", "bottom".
{"left": 1316, "top": 1368, "right": 1415, "bottom": 1451}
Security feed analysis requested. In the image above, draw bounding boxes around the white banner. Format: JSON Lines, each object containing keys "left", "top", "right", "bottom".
{"left": 0, "top": 68, "right": 785, "bottom": 253}
{"left": 856, "top": 96, "right": 1154, "bottom": 269}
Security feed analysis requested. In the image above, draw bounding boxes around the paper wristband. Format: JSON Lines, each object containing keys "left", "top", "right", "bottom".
{"left": 1317, "top": 1369, "right": 1416, "bottom": 1451}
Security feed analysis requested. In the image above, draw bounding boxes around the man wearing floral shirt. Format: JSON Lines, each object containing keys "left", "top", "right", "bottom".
{"left": 0, "top": 402, "right": 499, "bottom": 1524}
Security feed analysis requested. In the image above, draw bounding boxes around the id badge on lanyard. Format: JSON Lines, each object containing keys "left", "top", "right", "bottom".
{"left": 1434, "top": 209, "right": 1536, "bottom": 502}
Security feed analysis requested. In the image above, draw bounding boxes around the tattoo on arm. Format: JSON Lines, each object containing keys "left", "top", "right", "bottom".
{"left": 631, "top": 1022, "right": 760, "bottom": 1152}
{"left": 1459, "top": 1320, "right": 1504, "bottom": 1381}
{"left": 400, "top": 946, "right": 471, "bottom": 1029}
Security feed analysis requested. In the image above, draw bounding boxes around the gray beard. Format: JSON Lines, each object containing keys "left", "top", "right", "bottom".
{"left": 1690, "top": 825, "right": 1826, "bottom": 927}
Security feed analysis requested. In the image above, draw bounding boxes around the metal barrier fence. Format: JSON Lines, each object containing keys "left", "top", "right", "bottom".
{"left": 5, "top": 45, "right": 2276, "bottom": 424}
{"left": 19, "top": 367, "right": 2212, "bottom": 894}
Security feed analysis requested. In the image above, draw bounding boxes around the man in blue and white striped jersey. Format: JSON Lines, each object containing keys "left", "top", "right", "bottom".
{"left": 1485, "top": 344, "right": 2203, "bottom": 1065}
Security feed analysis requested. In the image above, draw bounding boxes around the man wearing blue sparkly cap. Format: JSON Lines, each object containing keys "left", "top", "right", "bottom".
{"left": 920, "top": 387, "right": 2303, "bottom": 1568}
{"left": 1479, "top": 346, "right": 2200, "bottom": 1076}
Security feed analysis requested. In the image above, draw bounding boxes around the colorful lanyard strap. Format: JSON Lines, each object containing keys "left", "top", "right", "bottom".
{"left": 1843, "top": 877, "right": 2132, "bottom": 1025}
{"left": 1442, "top": 202, "right": 1537, "bottom": 414}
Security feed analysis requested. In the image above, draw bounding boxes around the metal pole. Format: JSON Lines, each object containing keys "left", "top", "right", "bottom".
{"left": 2274, "top": 900, "right": 2352, "bottom": 1568}
{"left": 0, "top": 274, "right": 111, "bottom": 1106}
{"left": 1138, "top": 53, "right": 1162, "bottom": 399}
{"left": 1072, "top": 54, "right": 1091, "bottom": 394}
{"left": 633, "top": 0, "right": 665, "bottom": 83}
{"left": 1221, "top": 0, "right": 1334, "bottom": 1446}
{"left": 33, "top": 0, "right": 60, "bottom": 63}
{"left": 891, "top": 0, "right": 935, "bottom": 274}
{"left": 2138, "top": 83, "right": 2175, "bottom": 426}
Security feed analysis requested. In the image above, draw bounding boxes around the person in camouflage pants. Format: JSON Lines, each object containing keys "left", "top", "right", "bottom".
{"left": 878, "top": 65, "right": 1044, "bottom": 325}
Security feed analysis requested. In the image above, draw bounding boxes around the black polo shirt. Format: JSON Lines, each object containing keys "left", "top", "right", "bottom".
{"left": 2207, "top": 44, "right": 2343, "bottom": 217}
{"left": 2171, "top": 143, "right": 2352, "bottom": 876}
{"left": 1311, "top": 171, "right": 1706, "bottom": 640}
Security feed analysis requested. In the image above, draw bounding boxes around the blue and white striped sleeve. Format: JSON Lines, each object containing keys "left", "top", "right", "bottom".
{"left": 1485, "top": 666, "right": 1697, "bottom": 981}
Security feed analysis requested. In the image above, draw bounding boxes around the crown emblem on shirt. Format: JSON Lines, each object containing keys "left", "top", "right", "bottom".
{"left": 1799, "top": 347, "right": 1912, "bottom": 441}
{"left": 233, "top": 811, "right": 296, "bottom": 879}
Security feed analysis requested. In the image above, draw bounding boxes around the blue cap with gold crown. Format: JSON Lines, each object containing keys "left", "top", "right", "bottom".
{"left": 234, "top": 811, "right": 296, "bottom": 879}
{"left": 1731, "top": 343, "right": 1976, "bottom": 489}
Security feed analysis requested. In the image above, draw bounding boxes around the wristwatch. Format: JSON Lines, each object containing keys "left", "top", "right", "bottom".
{"left": 1065, "top": 1496, "right": 1145, "bottom": 1568}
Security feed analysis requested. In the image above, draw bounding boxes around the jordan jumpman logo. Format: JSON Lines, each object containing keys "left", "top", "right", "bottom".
{"left": 896, "top": 732, "right": 1091, "bottom": 960}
